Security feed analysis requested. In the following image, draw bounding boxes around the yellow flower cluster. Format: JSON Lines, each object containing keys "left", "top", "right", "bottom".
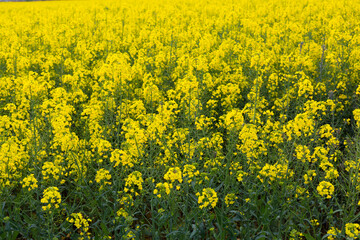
{"left": 153, "top": 182, "right": 172, "bottom": 198}
{"left": 67, "top": 213, "right": 92, "bottom": 239}
{"left": 21, "top": 174, "right": 38, "bottom": 191}
{"left": 124, "top": 171, "right": 143, "bottom": 195}
{"left": 258, "top": 162, "right": 294, "bottom": 184}
{"left": 238, "top": 124, "right": 267, "bottom": 160}
{"left": 110, "top": 149, "right": 130, "bottom": 168}
{"left": 183, "top": 164, "right": 200, "bottom": 183}
{"left": 41, "top": 186, "right": 61, "bottom": 212}
{"left": 297, "top": 77, "right": 314, "bottom": 99}
{"left": 0, "top": 138, "right": 28, "bottom": 188}
{"left": 346, "top": 223, "right": 360, "bottom": 239}
{"left": 310, "top": 219, "right": 319, "bottom": 226}
{"left": 327, "top": 227, "right": 340, "bottom": 240}
{"left": 237, "top": 170, "right": 247, "bottom": 182}
{"left": 317, "top": 181, "right": 335, "bottom": 199}
{"left": 42, "top": 161, "right": 63, "bottom": 181}
{"left": 303, "top": 170, "right": 317, "bottom": 185}
{"left": 116, "top": 208, "right": 129, "bottom": 219}
{"left": 295, "top": 145, "right": 311, "bottom": 163}
{"left": 164, "top": 167, "right": 182, "bottom": 184}
{"left": 354, "top": 109, "right": 360, "bottom": 128}
{"left": 116, "top": 192, "right": 134, "bottom": 220}
{"left": 225, "top": 193, "right": 237, "bottom": 207}
{"left": 197, "top": 188, "right": 218, "bottom": 209}
{"left": 95, "top": 168, "right": 112, "bottom": 190}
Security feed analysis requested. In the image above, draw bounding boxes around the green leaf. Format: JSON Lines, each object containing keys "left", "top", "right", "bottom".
{"left": 303, "top": 233, "right": 316, "bottom": 240}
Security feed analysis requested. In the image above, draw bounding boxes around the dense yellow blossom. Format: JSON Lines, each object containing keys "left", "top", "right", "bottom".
{"left": 21, "top": 174, "right": 38, "bottom": 191}
{"left": 295, "top": 145, "right": 311, "bottom": 163}
{"left": 0, "top": 138, "right": 29, "bottom": 188}
{"left": 42, "top": 161, "right": 62, "bottom": 181}
{"left": 346, "top": 223, "right": 360, "bottom": 239}
{"left": 258, "top": 162, "right": 293, "bottom": 184}
{"left": 95, "top": 168, "right": 112, "bottom": 190}
{"left": 124, "top": 171, "right": 143, "bottom": 195}
{"left": 41, "top": 186, "right": 61, "bottom": 212}
{"left": 354, "top": 109, "right": 360, "bottom": 128}
{"left": 197, "top": 188, "right": 218, "bottom": 209}
{"left": 164, "top": 167, "right": 182, "bottom": 184}
{"left": 317, "top": 181, "right": 335, "bottom": 199}
{"left": 238, "top": 124, "right": 267, "bottom": 159}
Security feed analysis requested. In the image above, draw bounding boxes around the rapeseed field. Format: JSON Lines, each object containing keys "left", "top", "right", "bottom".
{"left": 1, "top": 0, "right": 360, "bottom": 239}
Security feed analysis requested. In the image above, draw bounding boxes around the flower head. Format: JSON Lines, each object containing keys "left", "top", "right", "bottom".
{"left": 197, "top": 188, "right": 218, "bottom": 209}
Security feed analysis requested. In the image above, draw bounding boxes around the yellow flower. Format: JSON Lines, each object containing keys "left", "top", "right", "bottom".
{"left": 164, "top": 167, "right": 182, "bottom": 184}
{"left": 324, "top": 167, "right": 339, "bottom": 180}
{"left": 327, "top": 227, "right": 340, "bottom": 240}
{"left": 312, "top": 147, "right": 328, "bottom": 163}
{"left": 295, "top": 145, "right": 311, "bottom": 163}
{"left": 238, "top": 124, "right": 267, "bottom": 159}
{"left": 220, "top": 108, "right": 244, "bottom": 131}
{"left": 110, "top": 149, "right": 136, "bottom": 168}
{"left": 124, "top": 171, "right": 143, "bottom": 195}
{"left": 183, "top": 164, "right": 199, "bottom": 183}
{"left": 95, "top": 168, "right": 112, "bottom": 190}
{"left": 310, "top": 219, "right": 319, "bottom": 226}
{"left": 67, "top": 213, "right": 91, "bottom": 238}
{"left": 237, "top": 170, "right": 247, "bottom": 182}
{"left": 354, "top": 109, "right": 360, "bottom": 128}
{"left": 154, "top": 182, "right": 172, "bottom": 198}
{"left": 346, "top": 223, "right": 360, "bottom": 239}
{"left": 225, "top": 193, "right": 237, "bottom": 207}
{"left": 116, "top": 208, "right": 129, "bottom": 219}
{"left": 317, "top": 181, "right": 334, "bottom": 199}
{"left": 21, "top": 174, "right": 38, "bottom": 191}
{"left": 289, "top": 229, "right": 304, "bottom": 240}
{"left": 303, "top": 170, "right": 316, "bottom": 185}
{"left": 197, "top": 188, "right": 218, "bottom": 209}
{"left": 118, "top": 193, "right": 134, "bottom": 207}
{"left": 41, "top": 186, "right": 61, "bottom": 212}
{"left": 298, "top": 77, "right": 313, "bottom": 98}
{"left": 258, "top": 162, "right": 293, "bottom": 184}
{"left": 42, "top": 161, "right": 63, "bottom": 181}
